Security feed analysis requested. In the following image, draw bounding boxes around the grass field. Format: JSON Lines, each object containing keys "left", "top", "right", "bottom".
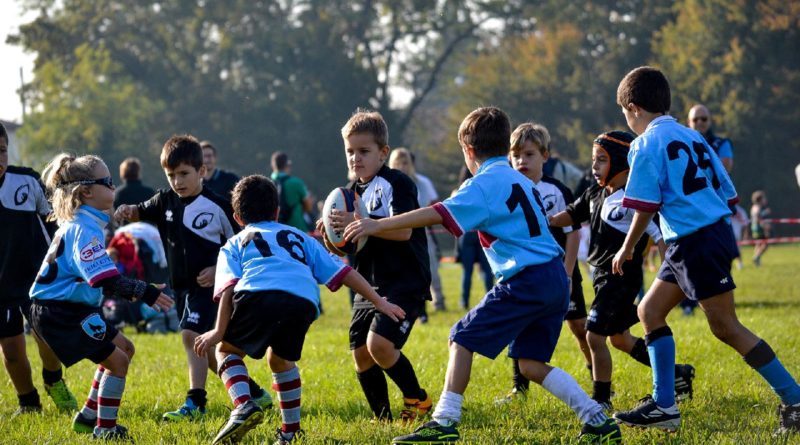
{"left": 1, "top": 244, "right": 799, "bottom": 444}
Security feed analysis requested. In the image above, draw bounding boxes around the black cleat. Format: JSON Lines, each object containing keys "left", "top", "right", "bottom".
{"left": 212, "top": 400, "right": 264, "bottom": 444}
{"left": 776, "top": 403, "right": 800, "bottom": 435}
{"left": 578, "top": 418, "right": 623, "bottom": 444}
{"left": 272, "top": 428, "right": 304, "bottom": 445}
{"left": 393, "top": 420, "right": 460, "bottom": 444}
{"left": 92, "top": 424, "right": 130, "bottom": 441}
{"left": 674, "top": 364, "right": 695, "bottom": 402}
{"left": 613, "top": 394, "right": 680, "bottom": 432}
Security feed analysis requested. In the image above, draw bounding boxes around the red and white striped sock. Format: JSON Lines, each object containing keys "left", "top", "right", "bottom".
{"left": 79, "top": 366, "right": 105, "bottom": 420}
{"left": 272, "top": 366, "right": 301, "bottom": 435}
{"left": 96, "top": 373, "right": 125, "bottom": 432}
{"left": 218, "top": 354, "right": 251, "bottom": 407}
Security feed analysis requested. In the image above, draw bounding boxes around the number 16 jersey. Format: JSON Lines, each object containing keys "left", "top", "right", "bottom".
{"left": 622, "top": 116, "right": 738, "bottom": 242}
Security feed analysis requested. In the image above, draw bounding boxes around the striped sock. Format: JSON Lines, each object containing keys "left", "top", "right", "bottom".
{"left": 272, "top": 366, "right": 301, "bottom": 434}
{"left": 80, "top": 366, "right": 105, "bottom": 420}
{"left": 219, "top": 354, "right": 251, "bottom": 407}
{"left": 96, "top": 373, "right": 125, "bottom": 431}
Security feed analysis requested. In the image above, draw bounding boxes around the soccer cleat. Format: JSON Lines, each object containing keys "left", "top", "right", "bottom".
{"left": 11, "top": 404, "right": 42, "bottom": 417}
{"left": 400, "top": 391, "right": 433, "bottom": 423}
{"left": 494, "top": 386, "right": 527, "bottom": 406}
{"left": 162, "top": 399, "right": 206, "bottom": 422}
{"left": 613, "top": 394, "right": 680, "bottom": 432}
{"left": 776, "top": 403, "right": 800, "bottom": 435}
{"left": 674, "top": 364, "right": 695, "bottom": 402}
{"left": 73, "top": 411, "right": 96, "bottom": 434}
{"left": 212, "top": 400, "right": 264, "bottom": 444}
{"left": 252, "top": 387, "right": 273, "bottom": 410}
{"left": 578, "top": 418, "right": 623, "bottom": 444}
{"left": 596, "top": 400, "right": 613, "bottom": 412}
{"left": 92, "top": 424, "right": 129, "bottom": 441}
{"left": 45, "top": 379, "right": 79, "bottom": 412}
{"left": 392, "top": 420, "right": 460, "bottom": 444}
{"left": 272, "top": 428, "right": 305, "bottom": 445}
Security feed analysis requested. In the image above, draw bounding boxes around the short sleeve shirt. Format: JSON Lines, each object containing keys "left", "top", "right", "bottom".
{"left": 622, "top": 116, "right": 737, "bottom": 242}
{"left": 535, "top": 175, "right": 580, "bottom": 248}
{"left": 214, "top": 221, "right": 350, "bottom": 317}
{"left": 30, "top": 206, "right": 120, "bottom": 307}
{"left": 434, "top": 157, "right": 562, "bottom": 282}
{"left": 414, "top": 173, "right": 439, "bottom": 206}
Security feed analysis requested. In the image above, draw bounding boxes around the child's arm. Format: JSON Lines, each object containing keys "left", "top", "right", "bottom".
{"left": 548, "top": 210, "right": 575, "bottom": 228}
{"left": 656, "top": 239, "right": 667, "bottom": 261}
{"left": 564, "top": 230, "right": 579, "bottom": 275}
{"left": 193, "top": 286, "right": 233, "bottom": 357}
{"left": 611, "top": 209, "right": 656, "bottom": 275}
{"left": 344, "top": 207, "right": 442, "bottom": 242}
{"left": 341, "top": 269, "right": 406, "bottom": 322}
{"left": 328, "top": 202, "right": 413, "bottom": 241}
{"left": 114, "top": 205, "right": 140, "bottom": 222}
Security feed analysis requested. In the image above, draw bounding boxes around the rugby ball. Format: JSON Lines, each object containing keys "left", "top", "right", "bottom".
{"left": 322, "top": 187, "right": 368, "bottom": 256}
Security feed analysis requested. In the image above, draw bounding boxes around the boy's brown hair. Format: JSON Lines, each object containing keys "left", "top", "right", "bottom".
{"left": 119, "top": 157, "right": 141, "bottom": 181}
{"left": 617, "top": 66, "right": 671, "bottom": 114}
{"left": 510, "top": 123, "right": 550, "bottom": 155}
{"left": 341, "top": 109, "right": 388, "bottom": 147}
{"left": 160, "top": 135, "right": 203, "bottom": 170}
{"left": 458, "top": 107, "right": 511, "bottom": 159}
{"left": 232, "top": 175, "right": 278, "bottom": 224}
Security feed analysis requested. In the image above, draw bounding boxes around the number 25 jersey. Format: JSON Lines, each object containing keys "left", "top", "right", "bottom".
{"left": 622, "top": 116, "right": 738, "bottom": 242}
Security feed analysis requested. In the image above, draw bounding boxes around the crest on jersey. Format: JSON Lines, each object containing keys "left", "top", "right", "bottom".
{"left": 79, "top": 237, "right": 105, "bottom": 262}
{"left": 367, "top": 187, "right": 383, "bottom": 213}
{"left": 608, "top": 205, "right": 627, "bottom": 222}
{"left": 14, "top": 184, "right": 30, "bottom": 206}
{"left": 192, "top": 212, "right": 214, "bottom": 229}
{"left": 542, "top": 193, "right": 556, "bottom": 213}
{"left": 81, "top": 313, "right": 106, "bottom": 341}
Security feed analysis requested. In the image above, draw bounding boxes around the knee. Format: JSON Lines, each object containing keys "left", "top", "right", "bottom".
{"left": 518, "top": 360, "right": 550, "bottom": 385}
{"left": 586, "top": 332, "right": 606, "bottom": 350}
{"left": 609, "top": 335, "right": 627, "bottom": 351}
{"left": 108, "top": 353, "right": 130, "bottom": 377}
{"left": 366, "top": 337, "right": 395, "bottom": 365}
{"left": 120, "top": 338, "right": 135, "bottom": 360}
{"left": 707, "top": 316, "right": 739, "bottom": 343}
{"left": 352, "top": 346, "right": 374, "bottom": 372}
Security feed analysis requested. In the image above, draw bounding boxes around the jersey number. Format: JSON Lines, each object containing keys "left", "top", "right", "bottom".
{"left": 35, "top": 235, "right": 65, "bottom": 285}
{"left": 506, "top": 183, "right": 542, "bottom": 237}
{"left": 667, "top": 141, "right": 720, "bottom": 195}
{"left": 246, "top": 230, "right": 307, "bottom": 265}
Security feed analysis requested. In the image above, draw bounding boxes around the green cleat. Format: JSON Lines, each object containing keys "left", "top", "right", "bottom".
{"left": 162, "top": 400, "right": 206, "bottom": 422}
{"left": 45, "top": 380, "right": 78, "bottom": 412}
{"left": 393, "top": 420, "right": 460, "bottom": 444}
{"left": 72, "top": 411, "right": 96, "bottom": 434}
{"left": 252, "top": 388, "right": 273, "bottom": 410}
{"left": 578, "top": 418, "right": 623, "bottom": 444}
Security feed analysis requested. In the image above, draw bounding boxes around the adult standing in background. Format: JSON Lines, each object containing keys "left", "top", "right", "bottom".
{"left": 201, "top": 141, "right": 239, "bottom": 198}
{"left": 114, "top": 157, "right": 155, "bottom": 208}
{"left": 270, "top": 151, "right": 313, "bottom": 232}
{"left": 688, "top": 104, "right": 733, "bottom": 173}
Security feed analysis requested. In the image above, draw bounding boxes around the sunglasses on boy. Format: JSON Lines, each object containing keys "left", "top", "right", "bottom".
{"left": 63, "top": 176, "right": 115, "bottom": 189}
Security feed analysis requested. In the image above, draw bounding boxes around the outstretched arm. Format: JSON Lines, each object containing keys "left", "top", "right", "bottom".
{"left": 344, "top": 207, "right": 442, "bottom": 242}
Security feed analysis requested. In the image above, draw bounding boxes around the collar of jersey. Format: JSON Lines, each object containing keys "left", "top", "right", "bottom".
{"left": 644, "top": 115, "right": 676, "bottom": 133}
{"left": 477, "top": 156, "right": 509, "bottom": 175}
{"left": 77, "top": 205, "right": 111, "bottom": 227}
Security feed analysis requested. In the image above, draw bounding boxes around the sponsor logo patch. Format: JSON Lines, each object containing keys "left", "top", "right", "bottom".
{"left": 79, "top": 237, "right": 106, "bottom": 262}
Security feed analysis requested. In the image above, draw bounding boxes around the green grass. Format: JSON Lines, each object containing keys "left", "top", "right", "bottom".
{"left": 1, "top": 245, "right": 799, "bottom": 444}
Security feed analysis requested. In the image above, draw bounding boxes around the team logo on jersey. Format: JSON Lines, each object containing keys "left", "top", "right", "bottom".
{"left": 542, "top": 193, "right": 556, "bottom": 213}
{"left": 367, "top": 187, "right": 383, "bottom": 213}
{"left": 80, "top": 313, "right": 106, "bottom": 341}
{"left": 192, "top": 212, "right": 214, "bottom": 229}
{"left": 608, "top": 205, "right": 627, "bottom": 222}
{"left": 14, "top": 184, "right": 30, "bottom": 206}
{"left": 79, "top": 237, "right": 106, "bottom": 262}
{"left": 165, "top": 210, "right": 173, "bottom": 222}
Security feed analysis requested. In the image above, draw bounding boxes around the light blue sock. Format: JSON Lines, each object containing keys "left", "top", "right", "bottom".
{"left": 757, "top": 358, "right": 800, "bottom": 406}
{"left": 647, "top": 335, "right": 675, "bottom": 407}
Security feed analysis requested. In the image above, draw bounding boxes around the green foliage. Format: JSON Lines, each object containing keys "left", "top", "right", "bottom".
{"left": 1, "top": 245, "right": 799, "bottom": 443}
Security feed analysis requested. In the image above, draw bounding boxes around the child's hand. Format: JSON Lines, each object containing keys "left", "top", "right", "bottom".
{"left": 196, "top": 266, "right": 215, "bottom": 288}
{"left": 193, "top": 329, "right": 222, "bottom": 357}
{"left": 320, "top": 230, "right": 343, "bottom": 256}
{"left": 374, "top": 298, "right": 406, "bottom": 323}
{"left": 343, "top": 217, "right": 379, "bottom": 243}
{"left": 611, "top": 246, "right": 633, "bottom": 275}
{"left": 152, "top": 292, "right": 174, "bottom": 312}
{"left": 328, "top": 208, "right": 357, "bottom": 233}
{"left": 114, "top": 205, "right": 135, "bottom": 222}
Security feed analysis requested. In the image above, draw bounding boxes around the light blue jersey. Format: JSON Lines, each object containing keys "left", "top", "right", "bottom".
{"left": 30, "top": 206, "right": 120, "bottom": 307}
{"left": 623, "top": 116, "right": 738, "bottom": 242}
{"left": 214, "top": 221, "right": 351, "bottom": 317}
{"left": 434, "top": 157, "right": 563, "bottom": 282}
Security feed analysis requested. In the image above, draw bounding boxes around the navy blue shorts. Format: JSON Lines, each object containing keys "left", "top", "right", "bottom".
{"left": 657, "top": 219, "right": 737, "bottom": 301}
{"left": 587, "top": 267, "right": 641, "bottom": 336}
{"left": 450, "top": 258, "right": 569, "bottom": 362}
{"left": 175, "top": 287, "right": 216, "bottom": 333}
{"left": 0, "top": 300, "right": 32, "bottom": 338}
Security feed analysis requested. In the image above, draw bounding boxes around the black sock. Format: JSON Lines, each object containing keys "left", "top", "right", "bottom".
{"left": 356, "top": 365, "right": 392, "bottom": 420}
{"left": 187, "top": 388, "right": 207, "bottom": 408}
{"left": 384, "top": 353, "right": 425, "bottom": 400}
{"left": 629, "top": 338, "right": 652, "bottom": 367}
{"left": 512, "top": 359, "right": 530, "bottom": 391}
{"left": 587, "top": 363, "right": 593, "bottom": 379}
{"left": 42, "top": 367, "right": 63, "bottom": 386}
{"left": 592, "top": 381, "right": 612, "bottom": 402}
{"left": 18, "top": 389, "right": 41, "bottom": 407}
{"left": 248, "top": 378, "right": 264, "bottom": 397}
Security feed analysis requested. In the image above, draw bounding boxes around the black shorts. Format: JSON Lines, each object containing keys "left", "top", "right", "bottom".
{"left": 223, "top": 291, "right": 317, "bottom": 361}
{"left": 175, "top": 287, "right": 216, "bottom": 333}
{"left": 29, "top": 300, "right": 119, "bottom": 367}
{"left": 565, "top": 266, "right": 587, "bottom": 321}
{"left": 349, "top": 294, "right": 423, "bottom": 350}
{"left": 657, "top": 219, "right": 737, "bottom": 301}
{"left": 586, "top": 267, "right": 641, "bottom": 336}
{"left": 0, "top": 300, "right": 32, "bottom": 338}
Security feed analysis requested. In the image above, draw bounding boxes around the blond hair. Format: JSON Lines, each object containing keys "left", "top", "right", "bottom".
{"left": 510, "top": 123, "right": 551, "bottom": 155}
{"left": 42, "top": 153, "right": 105, "bottom": 224}
{"left": 388, "top": 147, "right": 416, "bottom": 178}
{"left": 341, "top": 108, "right": 388, "bottom": 147}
